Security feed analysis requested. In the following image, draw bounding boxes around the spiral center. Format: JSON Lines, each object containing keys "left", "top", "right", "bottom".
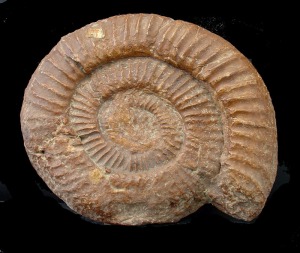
{"left": 99, "top": 97, "right": 161, "bottom": 153}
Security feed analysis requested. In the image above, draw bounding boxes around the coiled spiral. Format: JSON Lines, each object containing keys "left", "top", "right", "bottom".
{"left": 21, "top": 14, "right": 277, "bottom": 225}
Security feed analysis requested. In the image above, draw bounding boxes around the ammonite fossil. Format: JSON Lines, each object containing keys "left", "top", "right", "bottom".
{"left": 21, "top": 14, "right": 277, "bottom": 225}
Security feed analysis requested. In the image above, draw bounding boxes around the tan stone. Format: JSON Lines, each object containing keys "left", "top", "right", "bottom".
{"left": 20, "top": 14, "right": 277, "bottom": 225}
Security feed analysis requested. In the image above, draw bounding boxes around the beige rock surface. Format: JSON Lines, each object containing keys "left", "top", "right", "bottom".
{"left": 20, "top": 14, "right": 277, "bottom": 225}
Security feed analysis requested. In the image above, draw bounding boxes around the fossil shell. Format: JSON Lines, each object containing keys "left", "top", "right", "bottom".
{"left": 20, "top": 14, "right": 277, "bottom": 225}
